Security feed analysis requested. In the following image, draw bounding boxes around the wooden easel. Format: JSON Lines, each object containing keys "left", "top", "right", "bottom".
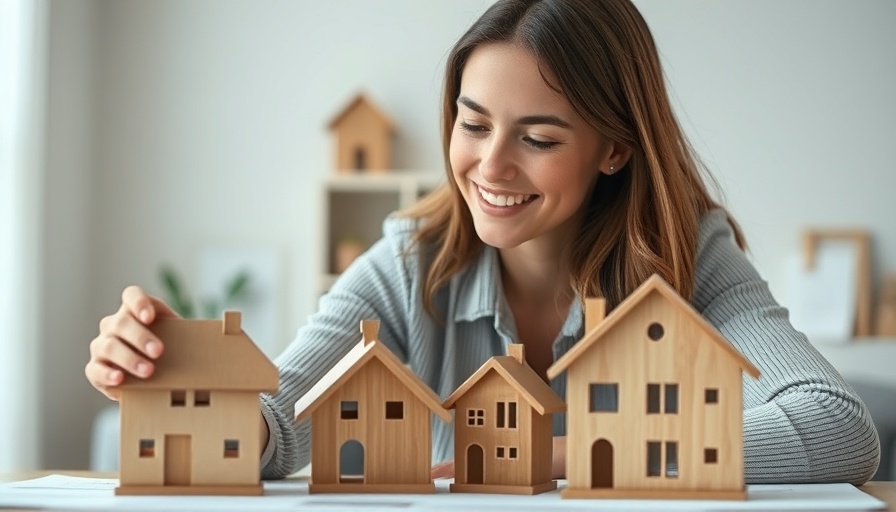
{"left": 802, "top": 229, "right": 872, "bottom": 337}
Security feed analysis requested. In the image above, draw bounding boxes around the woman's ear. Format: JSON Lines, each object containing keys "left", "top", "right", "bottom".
{"left": 600, "top": 142, "right": 633, "bottom": 175}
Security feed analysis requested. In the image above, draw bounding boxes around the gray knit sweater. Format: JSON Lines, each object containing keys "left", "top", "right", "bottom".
{"left": 259, "top": 208, "right": 880, "bottom": 484}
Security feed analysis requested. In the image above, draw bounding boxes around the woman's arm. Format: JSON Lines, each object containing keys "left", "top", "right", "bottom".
{"left": 694, "top": 210, "right": 880, "bottom": 484}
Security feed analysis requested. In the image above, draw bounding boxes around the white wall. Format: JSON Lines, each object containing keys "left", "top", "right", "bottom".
{"left": 40, "top": 0, "right": 896, "bottom": 468}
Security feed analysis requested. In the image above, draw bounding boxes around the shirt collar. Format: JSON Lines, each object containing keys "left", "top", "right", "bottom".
{"left": 452, "top": 246, "right": 585, "bottom": 341}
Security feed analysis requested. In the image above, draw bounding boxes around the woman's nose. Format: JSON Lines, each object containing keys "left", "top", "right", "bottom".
{"left": 477, "top": 136, "right": 517, "bottom": 183}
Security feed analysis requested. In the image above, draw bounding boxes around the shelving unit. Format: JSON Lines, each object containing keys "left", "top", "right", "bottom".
{"left": 319, "top": 171, "right": 444, "bottom": 295}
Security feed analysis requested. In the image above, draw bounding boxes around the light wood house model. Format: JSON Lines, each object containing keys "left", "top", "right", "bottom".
{"left": 443, "top": 343, "right": 566, "bottom": 495}
{"left": 294, "top": 320, "right": 452, "bottom": 493}
{"left": 116, "top": 311, "right": 278, "bottom": 496}
{"left": 327, "top": 93, "right": 395, "bottom": 173}
{"left": 547, "top": 274, "right": 760, "bottom": 500}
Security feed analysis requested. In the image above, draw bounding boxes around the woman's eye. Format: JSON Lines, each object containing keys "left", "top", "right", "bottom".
{"left": 523, "top": 136, "right": 559, "bottom": 150}
{"left": 459, "top": 121, "right": 488, "bottom": 133}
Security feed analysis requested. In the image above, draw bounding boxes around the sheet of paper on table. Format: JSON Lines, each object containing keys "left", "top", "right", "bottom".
{"left": 0, "top": 475, "right": 886, "bottom": 511}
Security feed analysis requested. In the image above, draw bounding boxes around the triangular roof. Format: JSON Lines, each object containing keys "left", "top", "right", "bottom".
{"left": 443, "top": 351, "right": 566, "bottom": 415}
{"left": 294, "top": 321, "right": 451, "bottom": 423}
{"left": 326, "top": 92, "right": 395, "bottom": 132}
{"left": 547, "top": 274, "right": 761, "bottom": 380}
{"left": 120, "top": 313, "right": 278, "bottom": 392}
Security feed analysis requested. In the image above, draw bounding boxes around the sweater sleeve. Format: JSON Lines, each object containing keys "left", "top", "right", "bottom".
{"left": 693, "top": 210, "right": 881, "bottom": 484}
{"left": 259, "top": 216, "right": 421, "bottom": 478}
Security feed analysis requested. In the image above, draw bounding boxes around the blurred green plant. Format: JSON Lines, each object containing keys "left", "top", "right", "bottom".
{"left": 158, "top": 264, "right": 251, "bottom": 319}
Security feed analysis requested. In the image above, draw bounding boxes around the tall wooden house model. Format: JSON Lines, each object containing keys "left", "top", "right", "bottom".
{"left": 443, "top": 344, "right": 566, "bottom": 495}
{"left": 328, "top": 93, "right": 395, "bottom": 173}
{"left": 294, "top": 320, "right": 451, "bottom": 493}
{"left": 116, "top": 311, "right": 278, "bottom": 495}
{"left": 547, "top": 275, "right": 760, "bottom": 500}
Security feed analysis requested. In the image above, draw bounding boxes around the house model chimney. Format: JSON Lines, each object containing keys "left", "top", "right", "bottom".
{"left": 223, "top": 311, "right": 241, "bottom": 335}
{"left": 360, "top": 319, "right": 380, "bottom": 346}
{"left": 507, "top": 343, "right": 525, "bottom": 365}
{"left": 584, "top": 297, "right": 606, "bottom": 334}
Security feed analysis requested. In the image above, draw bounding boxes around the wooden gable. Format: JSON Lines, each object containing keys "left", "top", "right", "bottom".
{"left": 294, "top": 320, "right": 450, "bottom": 423}
{"left": 548, "top": 274, "right": 760, "bottom": 381}
{"left": 120, "top": 311, "right": 278, "bottom": 392}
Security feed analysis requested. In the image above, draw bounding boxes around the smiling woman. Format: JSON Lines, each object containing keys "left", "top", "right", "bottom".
{"left": 0, "top": 0, "right": 45, "bottom": 472}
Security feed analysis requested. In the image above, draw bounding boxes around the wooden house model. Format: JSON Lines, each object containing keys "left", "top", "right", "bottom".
{"left": 443, "top": 344, "right": 566, "bottom": 495}
{"left": 294, "top": 320, "right": 451, "bottom": 493}
{"left": 546, "top": 275, "right": 760, "bottom": 500}
{"left": 116, "top": 311, "right": 278, "bottom": 495}
{"left": 327, "top": 93, "right": 395, "bottom": 173}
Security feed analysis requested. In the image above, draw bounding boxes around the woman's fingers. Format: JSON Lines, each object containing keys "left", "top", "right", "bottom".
{"left": 431, "top": 460, "right": 455, "bottom": 479}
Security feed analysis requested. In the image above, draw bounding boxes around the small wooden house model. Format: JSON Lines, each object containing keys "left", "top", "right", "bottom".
{"left": 443, "top": 344, "right": 566, "bottom": 495}
{"left": 546, "top": 275, "right": 760, "bottom": 500}
{"left": 294, "top": 320, "right": 451, "bottom": 493}
{"left": 327, "top": 93, "right": 395, "bottom": 173}
{"left": 116, "top": 311, "right": 278, "bottom": 495}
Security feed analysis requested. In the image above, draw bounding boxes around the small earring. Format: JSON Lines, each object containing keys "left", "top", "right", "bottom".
{"left": 609, "top": 165, "right": 615, "bottom": 172}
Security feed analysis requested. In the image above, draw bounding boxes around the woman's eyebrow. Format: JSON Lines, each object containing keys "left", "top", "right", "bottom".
{"left": 457, "top": 95, "right": 572, "bottom": 129}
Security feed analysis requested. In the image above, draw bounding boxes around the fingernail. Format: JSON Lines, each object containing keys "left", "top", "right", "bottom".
{"left": 139, "top": 309, "right": 151, "bottom": 323}
{"left": 136, "top": 362, "right": 151, "bottom": 377}
{"left": 146, "top": 340, "right": 161, "bottom": 358}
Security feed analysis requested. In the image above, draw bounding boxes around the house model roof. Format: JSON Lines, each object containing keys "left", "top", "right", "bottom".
{"left": 443, "top": 345, "right": 566, "bottom": 415}
{"left": 120, "top": 311, "right": 278, "bottom": 392}
{"left": 326, "top": 93, "right": 395, "bottom": 132}
{"left": 294, "top": 320, "right": 451, "bottom": 423}
{"left": 547, "top": 274, "right": 761, "bottom": 380}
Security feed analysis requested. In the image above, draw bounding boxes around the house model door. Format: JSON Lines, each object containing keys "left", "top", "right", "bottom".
{"left": 592, "top": 439, "right": 613, "bottom": 488}
{"left": 466, "top": 444, "right": 484, "bottom": 484}
{"left": 164, "top": 435, "right": 191, "bottom": 486}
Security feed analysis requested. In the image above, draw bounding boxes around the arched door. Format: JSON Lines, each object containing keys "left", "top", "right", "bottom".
{"left": 466, "top": 444, "right": 484, "bottom": 484}
{"left": 339, "top": 440, "right": 364, "bottom": 483}
{"left": 591, "top": 439, "right": 613, "bottom": 488}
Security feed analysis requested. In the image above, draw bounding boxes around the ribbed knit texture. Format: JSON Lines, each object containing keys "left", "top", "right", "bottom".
{"left": 260, "top": 209, "right": 880, "bottom": 483}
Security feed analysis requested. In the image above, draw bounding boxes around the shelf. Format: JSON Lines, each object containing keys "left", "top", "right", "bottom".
{"left": 318, "top": 171, "right": 444, "bottom": 295}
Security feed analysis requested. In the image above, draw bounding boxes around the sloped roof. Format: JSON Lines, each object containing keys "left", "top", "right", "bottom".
{"left": 294, "top": 327, "right": 451, "bottom": 423}
{"left": 326, "top": 92, "right": 395, "bottom": 131}
{"left": 120, "top": 314, "right": 278, "bottom": 392}
{"left": 547, "top": 274, "right": 761, "bottom": 380}
{"left": 443, "top": 353, "right": 566, "bottom": 415}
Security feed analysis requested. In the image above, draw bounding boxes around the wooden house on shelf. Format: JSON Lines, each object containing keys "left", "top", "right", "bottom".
{"left": 546, "top": 274, "right": 761, "bottom": 500}
{"left": 327, "top": 92, "right": 395, "bottom": 173}
{"left": 294, "top": 320, "right": 451, "bottom": 494}
{"left": 116, "top": 311, "right": 278, "bottom": 496}
{"left": 443, "top": 344, "right": 566, "bottom": 495}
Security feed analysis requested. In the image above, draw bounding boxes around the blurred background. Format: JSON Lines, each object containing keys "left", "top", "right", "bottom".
{"left": 1, "top": 0, "right": 895, "bottom": 473}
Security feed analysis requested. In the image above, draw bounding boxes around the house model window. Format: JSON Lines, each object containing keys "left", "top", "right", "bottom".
{"left": 705, "top": 448, "right": 719, "bottom": 463}
{"left": 647, "top": 441, "right": 679, "bottom": 478}
{"left": 385, "top": 401, "right": 404, "bottom": 420}
{"left": 646, "top": 383, "right": 679, "bottom": 414}
{"left": 340, "top": 400, "right": 359, "bottom": 420}
{"left": 496, "top": 401, "right": 517, "bottom": 428}
{"left": 467, "top": 408, "right": 485, "bottom": 426}
{"left": 224, "top": 439, "right": 239, "bottom": 458}
{"left": 647, "top": 322, "right": 664, "bottom": 341}
{"left": 589, "top": 383, "right": 619, "bottom": 412}
{"left": 139, "top": 439, "right": 155, "bottom": 458}
{"left": 705, "top": 388, "right": 719, "bottom": 404}
{"left": 171, "top": 390, "right": 186, "bottom": 407}
{"left": 195, "top": 390, "right": 211, "bottom": 407}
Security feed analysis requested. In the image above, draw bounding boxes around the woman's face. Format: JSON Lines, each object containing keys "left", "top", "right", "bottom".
{"left": 449, "top": 42, "right": 614, "bottom": 251}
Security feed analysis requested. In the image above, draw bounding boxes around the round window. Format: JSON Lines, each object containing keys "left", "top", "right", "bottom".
{"left": 647, "top": 322, "right": 664, "bottom": 341}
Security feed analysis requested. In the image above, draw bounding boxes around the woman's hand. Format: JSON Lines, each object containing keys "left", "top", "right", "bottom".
{"left": 431, "top": 460, "right": 454, "bottom": 479}
{"left": 86, "top": 285, "right": 180, "bottom": 400}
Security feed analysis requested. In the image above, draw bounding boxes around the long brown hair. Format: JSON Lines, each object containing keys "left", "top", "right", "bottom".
{"left": 404, "top": 0, "right": 745, "bottom": 317}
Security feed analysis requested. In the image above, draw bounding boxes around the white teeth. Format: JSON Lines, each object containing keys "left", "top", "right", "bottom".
{"left": 478, "top": 187, "right": 531, "bottom": 207}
